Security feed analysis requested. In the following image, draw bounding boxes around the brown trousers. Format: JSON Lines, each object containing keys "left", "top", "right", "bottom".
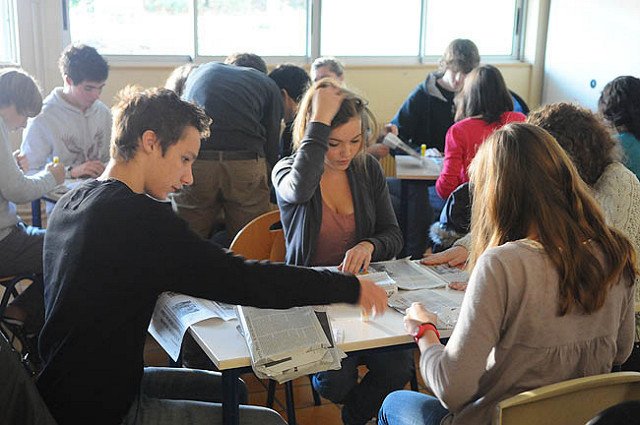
{"left": 171, "top": 157, "right": 270, "bottom": 243}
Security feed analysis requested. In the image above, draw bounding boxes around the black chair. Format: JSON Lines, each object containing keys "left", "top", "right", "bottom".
{"left": 0, "top": 274, "right": 40, "bottom": 375}
{"left": 0, "top": 325, "right": 57, "bottom": 424}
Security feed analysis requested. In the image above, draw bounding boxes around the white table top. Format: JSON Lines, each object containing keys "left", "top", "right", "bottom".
{"left": 395, "top": 155, "right": 442, "bottom": 180}
{"left": 189, "top": 288, "right": 464, "bottom": 371}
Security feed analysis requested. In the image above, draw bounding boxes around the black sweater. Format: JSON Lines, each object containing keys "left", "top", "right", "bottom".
{"left": 37, "top": 179, "right": 359, "bottom": 425}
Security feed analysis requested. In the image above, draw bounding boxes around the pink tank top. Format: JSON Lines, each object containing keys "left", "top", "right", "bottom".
{"left": 311, "top": 199, "right": 357, "bottom": 267}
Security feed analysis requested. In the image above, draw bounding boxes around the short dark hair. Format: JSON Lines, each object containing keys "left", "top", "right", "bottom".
{"left": 268, "top": 64, "right": 311, "bottom": 103}
{"left": 58, "top": 44, "right": 109, "bottom": 85}
{"left": 110, "top": 86, "right": 211, "bottom": 162}
{"left": 0, "top": 68, "right": 42, "bottom": 117}
{"left": 455, "top": 65, "right": 513, "bottom": 123}
{"left": 598, "top": 76, "right": 640, "bottom": 141}
{"left": 165, "top": 63, "right": 198, "bottom": 97}
{"left": 527, "top": 102, "right": 619, "bottom": 186}
{"left": 224, "top": 52, "right": 267, "bottom": 74}
{"left": 440, "top": 39, "right": 480, "bottom": 74}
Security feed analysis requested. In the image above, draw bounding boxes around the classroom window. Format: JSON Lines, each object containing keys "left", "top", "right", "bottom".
{"left": 423, "top": 0, "right": 520, "bottom": 57}
{"left": 196, "top": 0, "right": 307, "bottom": 57}
{"left": 0, "top": 0, "right": 19, "bottom": 65}
{"left": 69, "top": 0, "right": 194, "bottom": 55}
{"left": 67, "top": 0, "right": 524, "bottom": 61}
{"left": 319, "top": 0, "right": 421, "bottom": 56}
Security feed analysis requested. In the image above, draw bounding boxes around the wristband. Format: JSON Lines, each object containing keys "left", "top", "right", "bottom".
{"left": 413, "top": 322, "right": 440, "bottom": 343}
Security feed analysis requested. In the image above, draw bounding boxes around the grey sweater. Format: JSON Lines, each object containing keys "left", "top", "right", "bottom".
{"left": 272, "top": 122, "right": 402, "bottom": 266}
{"left": 0, "top": 118, "right": 57, "bottom": 240}
{"left": 424, "top": 240, "right": 635, "bottom": 425}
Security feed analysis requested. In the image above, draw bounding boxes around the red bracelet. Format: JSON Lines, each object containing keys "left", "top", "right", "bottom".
{"left": 413, "top": 322, "right": 440, "bottom": 343}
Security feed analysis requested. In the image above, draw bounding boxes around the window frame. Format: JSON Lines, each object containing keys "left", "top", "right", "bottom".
{"left": 0, "top": 0, "right": 19, "bottom": 66}
{"left": 64, "top": 0, "right": 526, "bottom": 66}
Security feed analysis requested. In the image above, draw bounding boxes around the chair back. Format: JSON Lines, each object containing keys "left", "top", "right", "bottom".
{"left": 493, "top": 372, "right": 640, "bottom": 425}
{"left": 229, "top": 210, "right": 285, "bottom": 261}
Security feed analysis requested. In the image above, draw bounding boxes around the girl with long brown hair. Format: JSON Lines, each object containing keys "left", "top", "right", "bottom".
{"left": 379, "top": 123, "right": 636, "bottom": 425}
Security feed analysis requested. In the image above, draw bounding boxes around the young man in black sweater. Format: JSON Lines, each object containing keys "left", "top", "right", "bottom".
{"left": 37, "top": 86, "right": 386, "bottom": 425}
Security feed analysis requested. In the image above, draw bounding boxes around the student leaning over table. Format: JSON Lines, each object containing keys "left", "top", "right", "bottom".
{"left": 0, "top": 68, "right": 65, "bottom": 354}
{"left": 272, "top": 80, "right": 414, "bottom": 425}
{"left": 36, "top": 86, "right": 387, "bottom": 425}
{"left": 378, "top": 123, "right": 636, "bottom": 425}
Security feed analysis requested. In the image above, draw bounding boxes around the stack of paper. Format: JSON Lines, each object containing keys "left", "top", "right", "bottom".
{"left": 236, "top": 306, "right": 345, "bottom": 383}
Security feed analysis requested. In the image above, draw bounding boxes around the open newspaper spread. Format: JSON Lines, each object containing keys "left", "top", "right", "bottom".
{"left": 368, "top": 258, "right": 468, "bottom": 290}
{"left": 149, "top": 291, "right": 237, "bottom": 360}
{"left": 236, "top": 306, "right": 345, "bottom": 383}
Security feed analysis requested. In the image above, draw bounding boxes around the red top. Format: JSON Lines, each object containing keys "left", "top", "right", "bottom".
{"left": 435, "top": 111, "right": 526, "bottom": 200}
{"left": 311, "top": 199, "right": 357, "bottom": 267}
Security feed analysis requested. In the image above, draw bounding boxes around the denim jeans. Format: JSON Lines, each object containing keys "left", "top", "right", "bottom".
{"left": 378, "top": 390, "right": 450, "bottom": 425}
{"left": 312, "top": 349, "right": 415, "bottom": 425}
{"left": 121, "top": 367, "right": 286, "bottom": 425}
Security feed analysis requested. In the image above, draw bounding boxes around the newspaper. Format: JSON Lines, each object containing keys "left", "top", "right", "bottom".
{"left": 368, "top": 258, "right": 469, "bottom": 291}
{"left": 364, "top": 271, "right": 398, "bottom": 296}
{"left": 149, "top": 291, "right": 237, "bottom": 361}
{"left": 394, "top": 155, "right": 443, "bottom": 177}
{"left": 388, "top": 289, "right": 463, "bottom": 329}
{"left": 236, "top": 306, "right": 345, "bottom": 383}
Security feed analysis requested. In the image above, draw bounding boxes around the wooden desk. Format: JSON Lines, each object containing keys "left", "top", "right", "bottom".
{"left": 189, "top": 291, "right": 462, "bottom": 425}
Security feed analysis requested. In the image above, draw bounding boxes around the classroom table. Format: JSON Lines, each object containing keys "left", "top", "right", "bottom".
{"left": 394, "top": 155, "right": 442, "bottom": 256}
{"left": 187, "top": 288, "right": 463, "bottom": 425}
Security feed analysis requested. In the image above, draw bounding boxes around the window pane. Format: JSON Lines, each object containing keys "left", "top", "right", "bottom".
{"left": 320, "top": 0, "right": 421, "bottom": 56}
{"left": 423, "top": 0, "right": 516, "bottom": 56}
{"left": 69, "top": 0, "right": 193, "bottom": 55}
{"left": 197, "top": 0, "right": 307, "bottom": 57}
{"left": 0, "top": 0, "right": 18, "bottom": 64}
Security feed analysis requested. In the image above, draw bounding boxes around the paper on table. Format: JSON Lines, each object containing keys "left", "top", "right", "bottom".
{"left": 368, "top": 258, "right": 467, "bottom": 291}
{"left": 148, "top": 291, "right": 237, "bottom": 361}
{"left": 388, "top": 289, "right": 463, "bottom": 329}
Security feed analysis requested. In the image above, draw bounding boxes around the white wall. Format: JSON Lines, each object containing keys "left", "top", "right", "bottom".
{"left": 542, "top": 0, "right": 640, "bottom": 109}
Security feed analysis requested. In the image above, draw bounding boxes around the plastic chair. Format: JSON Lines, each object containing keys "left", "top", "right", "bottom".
{"left": 229, "top": 210, "right": 315, "bottom": 425}
{"left": 492, "top": 372, "right": 640, "bottom": 425}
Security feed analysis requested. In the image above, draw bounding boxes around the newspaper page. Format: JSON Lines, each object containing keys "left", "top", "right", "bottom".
{"left": 148, "top": 291, "right": 237, "bottom": 360}
{"left": 368, "top": 258, "right": 467, "bottom": 290}
{"left": 394, "top": 155, "right": 443, "bottom": 177}
{"left": 236, "top": 306, "right": 345, "bottom": 383}
{"left": 388, "top": 289, "right": 463, "bottom": 329}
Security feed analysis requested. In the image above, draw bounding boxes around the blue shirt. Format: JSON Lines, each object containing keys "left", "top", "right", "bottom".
{"left": 618, "top": 132, "right": 640, "bottom": 180}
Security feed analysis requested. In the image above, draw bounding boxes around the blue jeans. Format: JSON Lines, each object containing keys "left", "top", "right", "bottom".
{"left": 313, "top": 349, "right": 415, "bottom": 425}
{"left": 378, "top": 390, "right": 450, "bottom": 425}
{"left": 122, "top": 367, "right": 286, "bottom": 425}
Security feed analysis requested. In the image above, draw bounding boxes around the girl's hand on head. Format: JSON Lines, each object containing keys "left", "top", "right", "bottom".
{"left": 338, "top": 241, "right": 374, "bottom": 274}
{"left": 310, "top": 84, "right": 344, "bottom": 126}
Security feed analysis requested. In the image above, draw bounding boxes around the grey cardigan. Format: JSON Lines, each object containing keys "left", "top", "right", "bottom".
{"left": 272, "top": 122, "right": 403, "bottom": 266}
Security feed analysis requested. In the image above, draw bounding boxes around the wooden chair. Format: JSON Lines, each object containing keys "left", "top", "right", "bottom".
{"left": 492, "top": 372, "right": 640, "bottom": 425}
{"left": 229, "top": 210, "right": 317, "bottom": 425}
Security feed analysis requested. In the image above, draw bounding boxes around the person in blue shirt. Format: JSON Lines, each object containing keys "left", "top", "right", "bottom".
{"left": 599, "top": 75, "right": 640, "bottom": 179}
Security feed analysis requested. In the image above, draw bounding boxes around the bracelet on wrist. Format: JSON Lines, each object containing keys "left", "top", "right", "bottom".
{"left": 413, "top": 322, "right": 440, "bottom": 343}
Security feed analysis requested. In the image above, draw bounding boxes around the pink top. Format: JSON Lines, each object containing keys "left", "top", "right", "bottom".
{"left": 311, "top": 199, "right": 357, "bottom": 267}
{"left": 435, "top": 111, "right": 526, "bottom": 200}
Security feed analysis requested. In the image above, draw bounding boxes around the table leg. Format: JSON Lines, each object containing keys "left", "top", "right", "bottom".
{"left": 222, "top": 369, "right": 241, "bottom": 425}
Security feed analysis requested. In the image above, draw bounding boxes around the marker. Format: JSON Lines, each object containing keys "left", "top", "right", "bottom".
{"left": 53, "top": 156, "right": 60, "bottom": 164}
{"left": 420, "top": 144, "right": 427, "bottom": 157}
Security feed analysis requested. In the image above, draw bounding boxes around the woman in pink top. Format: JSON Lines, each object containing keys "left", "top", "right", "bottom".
{"left": 435, "top": 65, "right": 525, "bottom": 200}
